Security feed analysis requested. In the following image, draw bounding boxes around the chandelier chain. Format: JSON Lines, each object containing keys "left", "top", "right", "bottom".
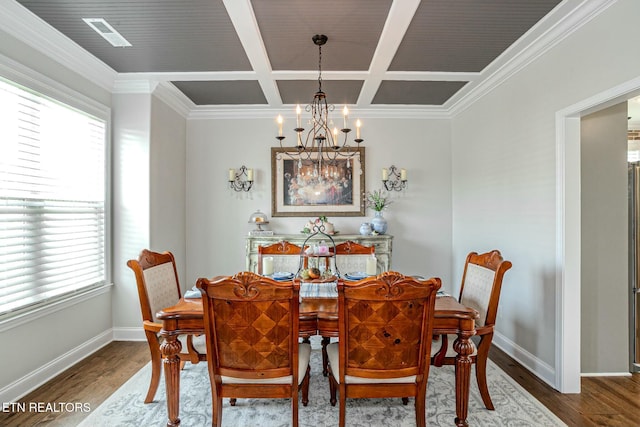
{"left": 317, "top": 43, "right": 323, "bottom": 93}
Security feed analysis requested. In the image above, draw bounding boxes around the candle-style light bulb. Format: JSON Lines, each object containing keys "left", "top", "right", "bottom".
{"left": 382, "top": 168, "right": 389, "bottom": 181}
{"left": 296, "top": 104, "right": 302, "bottom": 128}
{"left": 343, "top": 105, "right": 349, "bottom": 129}
{"left": 400, "top": 168, "right": 407, "bottom": 181}
{"left": 356, "top": 119, "right": 361, "bottom": 139}
{"left": 277, "top": 114, "right": 283, "bottom": 136}
{"left": 247, "top": 169, "right": 254, "bottom": 181}
{"left": 229, "top": 169, "right": 235, "bottom": 182}
{"left": 333, "top": 127, "right": 339, "bottom": 146}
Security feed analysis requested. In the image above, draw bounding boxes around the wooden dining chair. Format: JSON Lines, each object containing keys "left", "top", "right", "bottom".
{"left": 126, "top": 249, "right": 206, "bottom": 403}
{"left": 431, "top": 250, "right": 512, "bottom": 410}
{"left": 315, "top": 240, "right": 377, "bottom": 376}
{"left": 197, "top": 272, "right": 311, "bottom": 427}
{"left": 334, "top": 240, "right": 375, "bottom": 276}
{"left": 257, "top": 241, "right": 303, "bottom": 274}
{"left": 326, "top": 272, "right": 441, "bottom": 427}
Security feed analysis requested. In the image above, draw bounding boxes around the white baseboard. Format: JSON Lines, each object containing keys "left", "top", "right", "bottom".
{"left": 112, "top": 326, "right": 146, "bottom": 341}
{"left": 581, "top": 372, "right": 632, "bottom": 377}
{"left": 0, "top": 329, "right": 113, "bottom": 403}
{"left": 492, "top": 330, "right": 557, "bottom": 389}
{"left": 493, "top": 331, "right": 633, "bottom": 383}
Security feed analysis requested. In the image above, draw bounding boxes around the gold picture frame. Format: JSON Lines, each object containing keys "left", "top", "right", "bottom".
{"left": 271, "top": 147, "right": 365, "bottom": 217}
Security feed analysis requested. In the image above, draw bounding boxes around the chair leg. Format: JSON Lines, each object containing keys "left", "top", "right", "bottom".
{"left": 402, "top": 397, "right": 409, "bottom": 405}
{"left": 229, "top": 398, "right": 237, "bottom": 406}
{"left": 475, "top": 335, "right": 495, "bottom": 410}
{"left": 292, "top": 386, "right": 299, "bottom": 427}
{"left": 338, "top": 384, "right": 346, "bottom": 427}
{"left": 301, "top": 365, "right": 310, "bottom": 406}
{"left": 186, "top": 334, "right": 202, "bottom": 364}
{"left": 145, "top": 333, "right": 162, "bottom": 404}
{"left": 432, "top": 334, "right": 448, "bottom": 367}
{"left": 328, "top": 368, "right": 337, "bottom": 406}
{"left": 415, "top": 382, "right": 427, "bottom": 427}
{"left": 321, "top": 336, "right": 331, "bottom": 376}
{"left": 212, "top": 394, "right": 223, "bottom": 427}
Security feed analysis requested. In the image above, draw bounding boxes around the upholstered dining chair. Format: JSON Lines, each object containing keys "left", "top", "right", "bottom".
{"left": 334, "top": 240, "right": 375, "bottom": 276}
{"left": 257, "top": 241, "right": 303, "bottom": 274}
{"left": 326, "top": 272, "right": 441, "bottom": 427}
{"left": 127, "top": 249, "right": 206, "bottom": 403}
{"left": 196, "top": 272, "right": 311, "bottom": 427}
{"left": 431, "top": 250, "right": 512, "bottom": 410}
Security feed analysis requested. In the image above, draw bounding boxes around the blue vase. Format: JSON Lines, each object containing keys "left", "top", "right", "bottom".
{"left": 371, "top": 211, "right": 387, "bottom": 234}
{"left": 359, "top": 223, "right": 372, "bottom": 235}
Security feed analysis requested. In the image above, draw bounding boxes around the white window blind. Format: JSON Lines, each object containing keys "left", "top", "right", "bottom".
{"left": 0, "top": 78, "right": 107, "bottom": 316}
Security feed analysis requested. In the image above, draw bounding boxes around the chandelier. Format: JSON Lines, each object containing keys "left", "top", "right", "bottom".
{"left": 275, "top": 34, "right": 363, "bottom": 168}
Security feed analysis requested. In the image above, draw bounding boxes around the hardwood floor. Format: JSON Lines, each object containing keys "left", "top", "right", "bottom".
{"left": 489, "top": 347, "right": 640, "bottom": 427}
{"left": 0, "top": 342, "right": 149, "bottom": 427}
{"left": 1, "top": 341, "right": 638, "bottom": 426}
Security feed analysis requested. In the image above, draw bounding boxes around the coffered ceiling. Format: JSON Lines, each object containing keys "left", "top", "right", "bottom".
{"left": 9, "top": 0, "right": 578, "bottom": 114}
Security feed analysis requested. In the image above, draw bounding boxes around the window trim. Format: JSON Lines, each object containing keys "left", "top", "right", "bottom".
{"left": 0, "top": 52, "right": 112, "bottom": 322}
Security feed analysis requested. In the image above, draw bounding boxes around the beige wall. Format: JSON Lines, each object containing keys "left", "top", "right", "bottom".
{"left": 452, "top": 0, "right": 640, "bottom": 384}
{"left": 185, "top": 117, "right": 454, "bottom": 289}
{"left": 581, "top": 102, "right": 629, "bottom": 373}
{"left": 111, "top": 92, "right": 188, "bottom": 332}
{"left": 150, "top": 96, "right": 187, "bottom": 282}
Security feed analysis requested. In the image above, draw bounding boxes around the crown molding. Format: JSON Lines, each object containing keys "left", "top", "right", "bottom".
{"left": 187, "top": 105, "right": 450, "bottom": 120}
{"left": 448, "top": 0, "right": 618, "bottom": 117}
{"left": 0, "top": 1, "right": 117, "bottom": 92}
{"left": 153, "top": 82, "right": 194, "bottom": 119}
{"left": 111, "top": 79, "right": 194, "bottom": 118}
{"left": 112, "top": 79, "right": 159, "bottom": 94}
{"left": 0, "top": 52, "right": 110, "bottom": 119}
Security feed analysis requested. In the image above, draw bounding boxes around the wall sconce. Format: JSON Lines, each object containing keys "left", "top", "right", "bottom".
{"left": 382, "top": 165, "right": 407, "bottom": 191}
{"left": 228, "top": 166, "right": 254, "bottom": 192}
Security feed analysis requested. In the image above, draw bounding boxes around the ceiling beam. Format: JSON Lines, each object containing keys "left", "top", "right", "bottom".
{"left": 223, "top": 0, "right": 283, "bottom": 107}
{"left": 356, "top": 0, "right": 420, "bottom": 108}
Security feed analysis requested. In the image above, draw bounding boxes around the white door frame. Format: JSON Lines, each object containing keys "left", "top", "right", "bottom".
{"left": 556, "top": 76, "right": 640, "bottom": 392}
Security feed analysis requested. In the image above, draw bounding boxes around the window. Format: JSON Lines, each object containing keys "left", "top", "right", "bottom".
{"left": 0, "top": 77, "right": 107, "bottom": 316}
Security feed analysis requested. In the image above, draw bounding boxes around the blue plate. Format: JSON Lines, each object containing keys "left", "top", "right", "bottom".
{"left": 345, "top": 272, "right": 368, "bottom": 280}
{"left": 184, "top": 287, "right": 201, "bottom": 299}
{"left": 272, "top": 272, "right": 294, "bottom": 281}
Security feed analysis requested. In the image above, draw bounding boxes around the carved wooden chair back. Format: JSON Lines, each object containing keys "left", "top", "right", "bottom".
{"left": 327, "top": 272, "right": 441, "bottom": 427}
{"left": 431, "top": 249, "right": 512, "bottom": 410}
{"left": 196, "top": 272, "right": 311, "bottom": 427}
{"left": 257, "top": 241, "right": 304, "bottom": 274}
{"left": 334, "top": 240, "right": 375, "bottom": 275}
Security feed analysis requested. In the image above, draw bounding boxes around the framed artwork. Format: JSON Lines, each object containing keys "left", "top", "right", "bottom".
{"left": 271, "top": 147, "right": 365, "bottom": 217}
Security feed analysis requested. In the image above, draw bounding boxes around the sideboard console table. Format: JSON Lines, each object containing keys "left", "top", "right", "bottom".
{"left": 245, "top": 234, "right": 393, "bottom": 274}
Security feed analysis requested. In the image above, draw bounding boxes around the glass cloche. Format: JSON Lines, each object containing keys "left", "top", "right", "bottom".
{"left": 248, "top": 209, "right": 269, "bottom": 231}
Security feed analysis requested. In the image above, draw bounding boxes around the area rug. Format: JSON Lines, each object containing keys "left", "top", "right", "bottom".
{"left": 79, "top": 344, "right": 565, "bottom": 427}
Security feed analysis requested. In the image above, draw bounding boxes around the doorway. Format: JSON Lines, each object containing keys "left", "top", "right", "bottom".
{"left": 556, "top": 75, "right": 640, "bottom": 392}
{"left": 580, "top": 103, "right": 628, "bottom": 375}
{"left": 627, "top": 98, "right": 640, "bottom": 372}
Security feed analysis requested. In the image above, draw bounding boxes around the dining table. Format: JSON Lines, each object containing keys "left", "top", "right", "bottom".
{"left": 157, "top": 289, "right": 478, "bottom": 427}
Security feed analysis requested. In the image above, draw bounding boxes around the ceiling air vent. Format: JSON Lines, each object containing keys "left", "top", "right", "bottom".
{"left": 83, "top": 18, "right": 131, "bottom": 47}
